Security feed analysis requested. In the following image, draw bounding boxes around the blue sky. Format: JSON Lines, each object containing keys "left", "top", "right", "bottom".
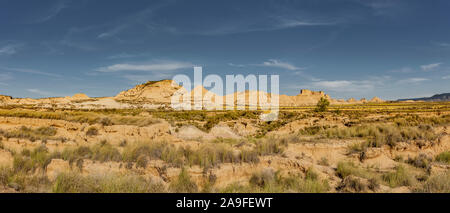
{"left": 1, "top": 0, "right": 450, "bottom": 100}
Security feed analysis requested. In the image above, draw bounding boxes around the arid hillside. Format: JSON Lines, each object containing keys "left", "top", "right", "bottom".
{"left": 0, "top": 101, "right": 449, "bottom": 193}
{"left": 0, "top": 80, "right": 384, "bottom": 110}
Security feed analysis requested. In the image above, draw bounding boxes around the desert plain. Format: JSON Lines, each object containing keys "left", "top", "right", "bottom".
{"left": 0, "top": 80, "right": 449, "bottom": 193}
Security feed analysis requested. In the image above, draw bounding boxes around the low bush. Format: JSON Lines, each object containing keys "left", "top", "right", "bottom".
{"left": 382, "top": 166, "right": 414, "bottom": 187}
{"left": 435, "top": 151, "right": 450, "bottom": 164}
{"left": 169, "top": 168, "right": 198, "bottom": 193}
{"left": 406, "top": 154, "right": 432, "bottom": 169}
{"left": 415, "top": 172, "right": 450, "bottom": 193}
{"left": 52, "top": 172, "right": 165, "bottom": 193}
{"left": 85, "top": 126, "right": 98, "bottom": 136}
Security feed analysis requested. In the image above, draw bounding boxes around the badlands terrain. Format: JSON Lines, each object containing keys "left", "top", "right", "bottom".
{"left": 0, "top": 80, "right": 449, "bottom": 193}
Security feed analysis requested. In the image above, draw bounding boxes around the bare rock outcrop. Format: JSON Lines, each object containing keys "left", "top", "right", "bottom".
{"left": 115, "top": 80, "right": 183, "bottom": 104}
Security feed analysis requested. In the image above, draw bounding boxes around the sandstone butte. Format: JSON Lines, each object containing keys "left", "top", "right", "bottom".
{"left": 0, "top": 79, "right": 384, "bottom": 108}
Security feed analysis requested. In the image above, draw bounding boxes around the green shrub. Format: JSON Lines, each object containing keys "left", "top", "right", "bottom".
{"left": 305, "top": 167, "right": 319, "bottom": 181}
{"left": 0, "top": 126, "right": 57, "bottom": 142}
{"left": 249, "top": 169, "right": 275, "bottom": 187}
{"left": 315, "top": 97, "right": 330, "bottom": 112}
{"left": 415, "top": 172, "right": 450, "bottom": 193}
{"left": 255, "top": 139, "right": 287, "bottom": 156}
{"left": 91, "top": 142, "right": 122, "bottom": 162}
{"left": 169, "top": 168, "right": 198, "bottom": 193}
{"left": 407, "top": 154, "right": 432, "bottom": 169}
{"left": 85, "top": 126, "right": 98, "bottom": 136}
{"left": 52, "top": 172, "right": 165, "bottom": 193}
{"left": 318, "top": 157, "right": 329, "bottom": 166}
{"left": 13, "top": 155, "right": 35, "bottom": 173}
{"left": 382, "top": 166, "right": 414, "bottom": 187}
{"left": 435, "top": 151, "right": 450, "bottom": 164}
{"left": 135, "top": 155, "right": 148, "bottom": 169}
{"left": 336, "top": 162, "right": 359, "bottom": 178}
{"left": 0, "top": 167, "right": 11, "bottom": 186}
{"left": 337, "top": 176, "right": 367, "bottom": 192}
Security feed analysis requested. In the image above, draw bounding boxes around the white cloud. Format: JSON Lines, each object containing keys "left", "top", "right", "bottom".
{"left": 35, "top": 0, "right": 69, "bottom": 23}
{"left": 228, "top": 63, "right": 246, "bottom": 68}
{"left": 0, "top": 73, "right": 13, "bottom": 85}
{"left": 258, "top": 59, "right": 304, "bottom": 71}
{"left": 0, "top": 43, "right": 23, "bottom": 56}
{"left": 123, "top": 74, "right": 173, "bottom": 83}
{"left": 309, "top": 80, "right": 375, "bottom": 92}
{"left": 0, "top": 67, "right": 61, "bottom": 78}
{"left": 397, "top": 78, "right": 429, "bottom": 84}
{"left": 96, "top": 61, "right": 194, "bottom": 72}
{"left": 97, "top": 25, "right": 127, "bottom": 39}
{"left": 388, "top": 67, "right": 414, "bottom": 73}
{"left": 107, "top": 53, "right": 140, "bottom": 59}
{"left": 296, "top": 75, "right": 391, "bottom": 93}
{"left": 278, "top": 19, "right": 336, "bottom": 28}
{"left": 421, "top": 63, "right": 442, "bottom": 71}
{"left": 442, "top": 75, "right": 450, "bottom": 80}
{"left": 433, "top": 42, "right": 450, "bottom": 48}
{"left": 27, "top": 89, "right": 52, "bottom": 96}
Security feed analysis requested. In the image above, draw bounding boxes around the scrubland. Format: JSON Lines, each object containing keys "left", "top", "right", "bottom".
{"left": 0, "top": 102, "right": 449, "bottom": 193}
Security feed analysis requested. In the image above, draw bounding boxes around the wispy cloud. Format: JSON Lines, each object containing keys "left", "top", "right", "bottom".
{"left": 442, "top": 75, "right": 450, "bottom": 80}
{"left": 0, "top": 43, "right": 24, "bottom": 56}
{"left": 309, "top": 80, "right": 375, "bottom": 92}
{"left": 0, "top": 67, "right": 61, "bottom": 78}
{"left": 27, "top": 89, "right": 53, "bottom": 96}
{"left": 296, "top": 75, "right": 391, "bottom": 93}
{"left": 421, "top": 63, "right": 442, "bottom": 71}
{"left": 123, "top": 73, "right": 174, "bottom": 83}
{"left": 432, "top": 41, "right": 450, "bottom": 48}
{"left": 34, "top": 0, "right": 70, "bottom": 23}
{"left": 0, "top": 73, "right": 13, "bottom": 85}
{"left": 96, "top": 61, "right": 194, "bottom": 72}
{"left": 107, "top": 53, "right": 142, "bottom": 60}
{"left": 258, "top": 59, "right": 304, "bottom": 71}
{"left": 397, "top": 78, "right": 429, "bottom": 84}
{"left": 227, "top": 63, "right": 246, "bottom": 68}
{"left": 97, "top": 25, "right": 127, "bottom": 39}
{"left": 230, "top": 59, "right": 317, "bottom": 80}
{"left": 388, "top": 67, "right": 414, "bottom": 73}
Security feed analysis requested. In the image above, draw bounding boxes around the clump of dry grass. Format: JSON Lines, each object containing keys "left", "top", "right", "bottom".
{"left": 0, "top": 109, "right": 161, "bottom": 127}
{"left": 61, "top": 141, "right": 121, "bottom": 163}
{"left": 12, "top": 145, "right": 60, "bottom": 173}
{"left": 414, "top": 172, "right": 450, "bottom": 193}
{"left": 234, "top": 168, "right": 330, "bottom": 193}
{"left": 52, "top": 172, "right": 165, "bottom": 193}
{"left": 255, "top": 138, "right": 287, "bottom": 156}
{"left": 406, "top": 154, "right": 432, "bottom": 169}
{"left": 435, "top": 151, "right": 450, "bottom": 164}
{"left": 123, "top": 141, "right": 259, "bottom": 169}
{"left": 169, "top": 168, "right": 198, "bottom": 193}
{"left": 85, "top": 126, "right": 98, "bottom": 136}
{"left": 382, "top": 166, "right": 414, "bottom": 188}
{"left": 0, "top": 126, "right": 57, "bottom": 142}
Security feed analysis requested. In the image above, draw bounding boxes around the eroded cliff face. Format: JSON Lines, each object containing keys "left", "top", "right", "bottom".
{"left": 115, "top": 80, "right": 183, "bottom": 104}
{"left": 0, "top": 80, "right": 385, "bottom": 109}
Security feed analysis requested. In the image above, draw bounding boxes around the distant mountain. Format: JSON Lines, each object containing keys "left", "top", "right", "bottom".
{"left": 398, "top": 93, "right": 450, "bottom": 102}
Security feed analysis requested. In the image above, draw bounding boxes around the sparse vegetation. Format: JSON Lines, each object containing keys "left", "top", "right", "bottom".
{"left": 85, "top": 126, "right": 99, "bottom": 136}
{"left": 435, "top": 151, "right": 450, "bottom": 164}
{"left": 0, "top": 126, "right": 57, "bottom": 142}
{"left": 382, "top": 166, "right": 414, "bottom": 188}
{"left": 169, "top": 168, "right": 198, "bottom": 193}
{"left": 406, "top": 154, "right": 432, "bottom": 169}
{"left": 0, "top": 102, "right": 448, "bottom": 193}
{"left": 414, "top": 172, "right": 450, "bottom": 193}
{"left": 52, "top": 172, "right": 165, "bottom": 193}
{"left": 315, "top": 97, "right": 330, "bottom": 112}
